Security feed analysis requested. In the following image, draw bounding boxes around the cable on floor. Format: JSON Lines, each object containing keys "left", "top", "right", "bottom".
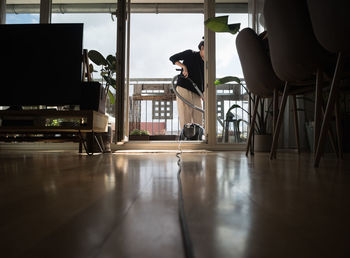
{"left": 176, "top": 142, "right": 195, "bottom": 258}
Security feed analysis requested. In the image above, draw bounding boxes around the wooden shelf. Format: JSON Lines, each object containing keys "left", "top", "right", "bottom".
{"left": 0, "top": 110, "right": 108, "bottom": 133}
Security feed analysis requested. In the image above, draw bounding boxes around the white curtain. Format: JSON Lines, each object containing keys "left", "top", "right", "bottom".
{"left": 248, "top": 0, "right": 265, "bottom": 33}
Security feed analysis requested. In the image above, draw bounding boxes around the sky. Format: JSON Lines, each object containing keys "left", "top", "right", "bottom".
{"left": 6, "top": 12, "right": 248, "bottom": 79}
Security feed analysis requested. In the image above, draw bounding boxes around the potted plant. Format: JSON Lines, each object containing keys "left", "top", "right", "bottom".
{"left": 82, "top": 50, "right": 116, "bottom": 152}
{"left": 88, "top": 50, "right": 117, "bottom": 105}
{"left": 251, "top": 98, "right": 273, "bottom": 152}
{"left": 129, "top": 129, "right": 150, "bottom": 141}
{"left": 215, "top": 77, "right": 273, "bottom": 151}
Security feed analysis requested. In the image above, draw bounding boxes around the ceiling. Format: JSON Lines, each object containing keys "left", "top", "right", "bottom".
{"left": 7, "top": 0, "right": 247, "bottom": 4}
{"left": 6, "top": 0, "right": 248, "bottom": 13}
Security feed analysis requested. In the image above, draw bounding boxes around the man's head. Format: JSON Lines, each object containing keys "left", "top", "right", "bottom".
{"left": 198, "top": 40, "right": 204, "bottom": 60}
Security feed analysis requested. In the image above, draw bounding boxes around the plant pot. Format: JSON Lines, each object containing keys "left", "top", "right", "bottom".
{"left": 149, "top": 135, "right": 178, "bottom": 141}
{"left": 254, "top": 134, "right": 272, "bottom": 152}
{"left": 129, "top": 135, "right": 150, "bottom": 141}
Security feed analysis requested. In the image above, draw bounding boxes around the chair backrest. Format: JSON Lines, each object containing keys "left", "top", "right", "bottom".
{"left": 263, "top": 0, "right": 322, "bottom": 82}
{"left": 307, "top": 0, "right": 350, "bottom": 54}
{"left": 236, "top": 28, "right": 283, "bottom": 97}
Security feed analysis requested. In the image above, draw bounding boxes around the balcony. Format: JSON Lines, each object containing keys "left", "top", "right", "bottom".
{"left": 127, "top": 78, "right": 248, "bottom": 143}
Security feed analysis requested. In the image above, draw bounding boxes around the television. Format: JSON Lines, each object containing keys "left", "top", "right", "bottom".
{"left": 0, "top": 23, "right": 83, "bottom": 106}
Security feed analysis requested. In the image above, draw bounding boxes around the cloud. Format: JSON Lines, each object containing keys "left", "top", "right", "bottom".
{"left": 129, "top": 13, "right": 204, "bottom": 78}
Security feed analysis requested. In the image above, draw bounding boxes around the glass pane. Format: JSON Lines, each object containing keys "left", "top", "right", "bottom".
{"left": 51, "top": 13, "right": 117, "bottom": 138}
{"left": 128, "top": 13, "right": 205, "bottom": 141}
{"left": 6, "top": 14, "right": 39, "bottom": 24}
{"left": 215, "top": 12, "right": 249, "bottom": 144}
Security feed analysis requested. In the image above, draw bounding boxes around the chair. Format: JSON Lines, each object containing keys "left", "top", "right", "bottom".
{"left": 307, "top": 0, "right": 350, "bottom": 167}
{"left": 263, "top": 0, "right": 335, "bottom": 160}
{"left": 236, "top": 28, "right": 300, "bottom": 156}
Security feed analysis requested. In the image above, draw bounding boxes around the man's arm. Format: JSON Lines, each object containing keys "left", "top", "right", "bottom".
{"left": 169, "top": 50, "right": 191, "bottom": 78}
{"left": 174, "top": 61, "right": 188, "bottom": 78}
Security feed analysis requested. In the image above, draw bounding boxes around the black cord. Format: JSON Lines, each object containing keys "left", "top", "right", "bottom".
{"left": 176, "top": 151, "right": 195, "bottom": 258}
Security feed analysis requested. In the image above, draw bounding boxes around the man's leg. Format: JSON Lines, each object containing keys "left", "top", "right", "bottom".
{"left": 176, "top": 87, "right": 193, "bottom": 129}
{"left": 192, "top": 92, "right": 203, "bottom": 126}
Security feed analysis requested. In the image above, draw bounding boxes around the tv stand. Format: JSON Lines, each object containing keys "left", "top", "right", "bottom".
{"left": 0, "top": 109, "right": 109, "bottom": 155}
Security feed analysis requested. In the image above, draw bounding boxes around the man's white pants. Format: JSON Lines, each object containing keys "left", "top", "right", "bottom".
{"left": 176, "top": 86, "right": 203, "bottom": 129}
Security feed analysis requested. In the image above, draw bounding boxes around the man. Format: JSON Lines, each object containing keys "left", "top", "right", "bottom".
{"left": 170, "top": 39, "right": 204, "bottom": 129}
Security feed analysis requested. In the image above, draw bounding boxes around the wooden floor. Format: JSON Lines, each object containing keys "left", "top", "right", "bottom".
{"left": 0, "top": 149, "right": 349, "bottom": 258}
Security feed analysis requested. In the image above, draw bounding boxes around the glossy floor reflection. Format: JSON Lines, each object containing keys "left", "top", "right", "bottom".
{"left": 0, "top": 150, "right": 349, "bottom": 258}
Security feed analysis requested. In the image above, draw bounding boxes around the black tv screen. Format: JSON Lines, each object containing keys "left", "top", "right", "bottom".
{"left": 0, "top": 23, "right": 83, "bottom": 106}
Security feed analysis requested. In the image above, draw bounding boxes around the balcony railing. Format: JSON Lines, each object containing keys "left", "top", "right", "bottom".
{"left": 128, "top": 78, "right": 249, "bottom": 143}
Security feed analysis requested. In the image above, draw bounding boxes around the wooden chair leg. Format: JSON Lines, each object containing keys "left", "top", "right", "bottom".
{"left": 313, "top": 69, "right": 323, "bottom": 155}
{"left": 314, "top": 52, "right": 344, "bottom": 167}
{"left": 248, "top": 93, "right": 253, "bottom": 154}
{"left": 270, "top": 82, "right": 289, "bottom": 160}
{"left": 322, "top": 106, "right": 339, "bottom": 157}
{"left": 273, "top": 89, "right": 278, "bottom": 133}
{"left": 334, "top": 97, "right": 343, "bottom": 159}
{"left": 273, "top": 89, "right": 279, "bottom": 159}
{"left": 79, "top": 141, "right": 83, "bottom": 153}
{"left": 246, "top": 95, "right": 260, "bottom": 156}
{"left": 292, "top": 95, "right": 300, "bottom": 154}
{"left": 319, "top": 93, "right": 339, "bottom": 157}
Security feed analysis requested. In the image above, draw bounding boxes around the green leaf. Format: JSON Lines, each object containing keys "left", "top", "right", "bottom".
{"left": 103, "top": 75, "right": 116, "bottom": 87}
{"left": 227, "top": 104, "right": 248, "bottom": 114}
{"left": 204, "top": 16, "right": 240, "bottom": 34}
{"left": 228, "top": 104, "right": 242, "bottom": 111}
{"left": 140, "top": 130, "right": 150, "bottom": 135}
{"left": 108, "top": 90, "right": 115, "bottom": 105}
{"left": 237, "top": 118, "right": 248, "bottom": 124}
{"left": 215, "top": 76, "right": 241, "bottom": 85}
{"left": 130, "top": 129, "right": 149, "bottom": 136}
{"left": 130, "top": 129, "right": 141, "bottom": 135}
{"left": 88, "top": 50, "right": 108, "bottom": 66}
{"left": 233, "top": 118, "right": 247, "bottom": 127}
{"left": 226, "top": 111, "right": 235, "bottom": 120}
{"left": 109, "top": 77, "right": 117, "bottom": 88}
{"left": 106, "top": 55, "right": 117, "bottom": 70}
{"left": 227, "top": 24, "right": 241, "bottom": 34}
